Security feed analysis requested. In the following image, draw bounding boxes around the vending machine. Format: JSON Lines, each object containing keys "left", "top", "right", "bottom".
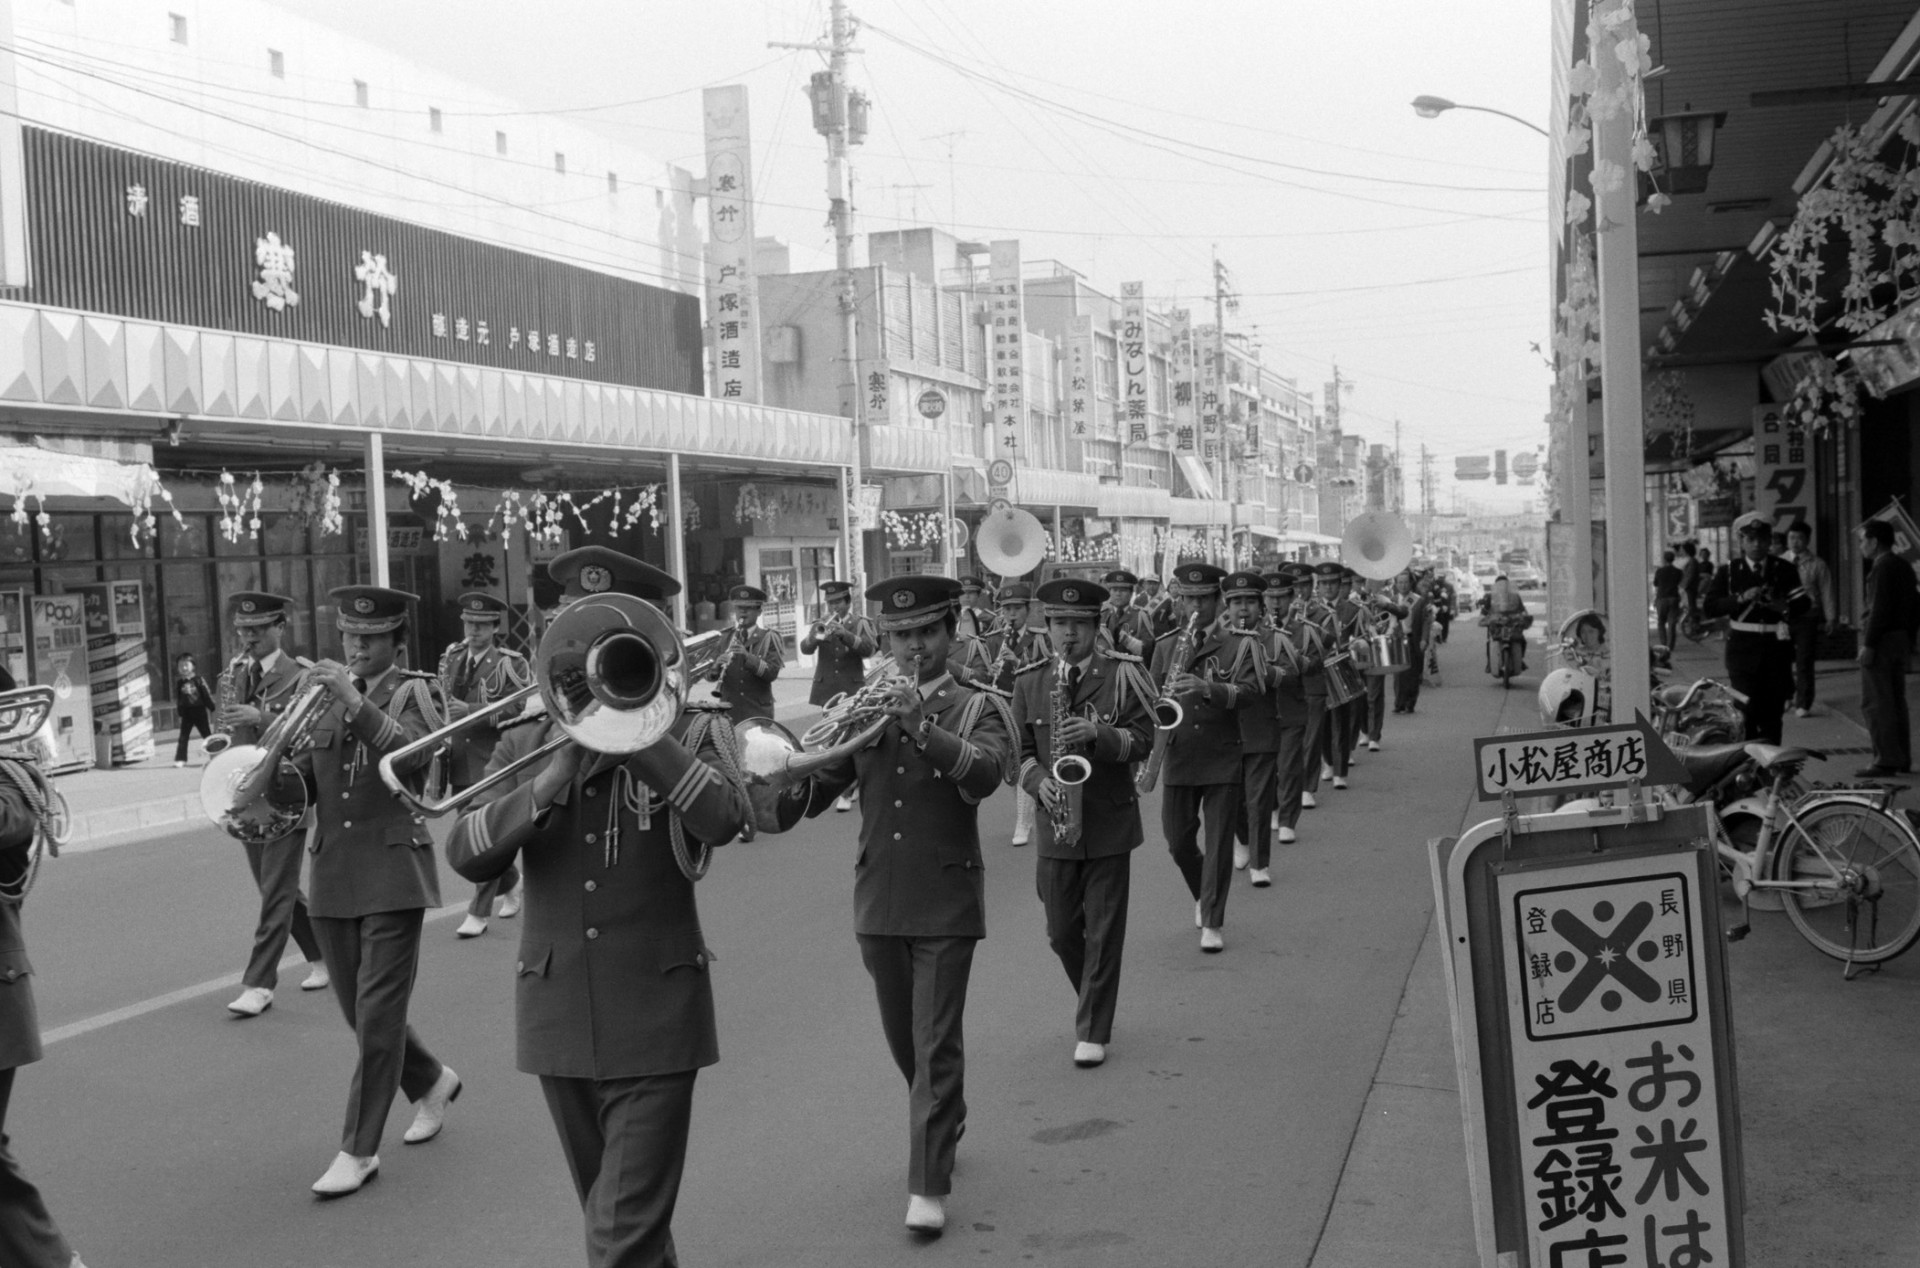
{"left": 27, "top": 594, "right": 93, "bottom": 773}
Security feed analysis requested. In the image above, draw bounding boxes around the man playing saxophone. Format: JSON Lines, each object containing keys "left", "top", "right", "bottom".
{"left": 446, "top": 548, "right": 750, "bottom": 1268}
{"left": 219, "top": 592, "right": 328, "bottom": 1018}
{"left": 1010, "top": 579, "right": 1154, "bottom": 1069}
{"left": 709, "top": 584, "right": 783, "bottom": 725}
{"left": 443, "top": 592, "right": 532, "bottom": 940}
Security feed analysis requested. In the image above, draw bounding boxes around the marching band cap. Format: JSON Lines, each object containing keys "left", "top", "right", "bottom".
{"left": 1222, "top": 570, "right": 1267, "bottom": 599}
{"left": 456, "top": 592, "right": 510, "bottom": 622}
{"left": 1036, "top": 578, "right": 1107, "bottom": 619}
{"left": 1101, "top": 568, "right": 1140, "bottom": 588}
{"left": 330, "top": 585, "right": 415, "bottom": 635}
{"left": 1732, "top": 510, "right": 1770, "bottom": 538}
{"left": 1263, "top": 571, "right": 1295, "bottom": 594}
{"left": 820, "top": 579, "right": 854, "bottom": 598}
{"left": 997, "top": 583, "right": 1034, "bottom": 606}
{"left": 229, "top": 591, "right": 293, "bottom": 627}
{"left": 728, "top": 584, "right": 769, "bottom": 607}
{"left": 867, "top": 574, "right": 962, "bottom": 632}
{"left": 549, "top": 546, "right": 682, "bottom": 602}
{"left": 1171, "top": 562, "right": 1227, "bottom": 596}
{"left": 1311, "top": 561, "right": 1345, "bottom": 580}
{"left": 959, "top": 575, "right": 985, "bottom": 593}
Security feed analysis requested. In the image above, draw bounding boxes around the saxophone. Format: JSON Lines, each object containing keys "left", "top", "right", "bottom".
{"left": 202, "top": 651, "right": 249, "bottom": 756}
{"left": 1048, "top": 656, "right": 1091, "bottom": 847}
{"left": 1136, "top": 611, "right": 1201, "bottom": 794}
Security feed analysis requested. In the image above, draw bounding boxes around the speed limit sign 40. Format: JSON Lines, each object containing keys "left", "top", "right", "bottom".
{"left": 987, "top": 459, "right": 1014, "bottom": 487}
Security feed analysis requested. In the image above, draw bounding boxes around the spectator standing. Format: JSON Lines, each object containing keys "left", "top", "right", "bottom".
{"left": 1677, "top": 542, "right": 1701, "bottom": 623}
{"left": 1652, "top": 551, "right": 1684, "bottom": 649}
{"left": 1785, "top": 521, "right": 1835, "bottom": 718}
{"left": 171, "top": 654, "right": 214, "bottom": 767}
{"left": 1856, "top": 519, "right": 1917, "bottom": 777}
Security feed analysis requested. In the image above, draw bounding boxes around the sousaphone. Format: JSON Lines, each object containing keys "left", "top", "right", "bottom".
{"left": 976, "top": 504, "right": 1049, "bottom": 578}
{"left": 1340, "top": 511, "right": 1414, "bottom": 581}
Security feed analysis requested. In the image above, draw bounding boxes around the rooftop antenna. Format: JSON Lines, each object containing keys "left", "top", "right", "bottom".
{"left": 924, "top": 129, "right": 969, "bottom": 238}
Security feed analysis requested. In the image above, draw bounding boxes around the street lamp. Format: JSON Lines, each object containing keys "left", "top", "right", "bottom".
{"left": 1410, "top": 95, "right": 1551, "bottom": 139}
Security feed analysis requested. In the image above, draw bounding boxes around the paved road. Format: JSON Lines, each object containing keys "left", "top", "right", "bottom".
{"left": 20, "top": 644, "right": 1538, "bottom": 1267}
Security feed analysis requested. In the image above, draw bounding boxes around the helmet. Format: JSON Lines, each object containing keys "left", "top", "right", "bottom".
{"left": 1539, "top": 667, "right": 1597, "bottom": 728}
{"left": 1557, "top": 608, "right": 1609, "bottom": 652}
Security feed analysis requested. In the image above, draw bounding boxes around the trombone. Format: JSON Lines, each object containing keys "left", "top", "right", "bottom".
{"left": 378, "top": 596, "right": 724, "bottom": 818}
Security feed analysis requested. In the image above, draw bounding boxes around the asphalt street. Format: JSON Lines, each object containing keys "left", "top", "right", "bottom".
{"left": 0, "top": 633, "right": 1697, "bottom": 1266}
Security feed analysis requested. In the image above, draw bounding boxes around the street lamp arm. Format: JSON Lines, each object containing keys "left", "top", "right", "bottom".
{"left": 1411, "top": 96, "right": 1550, "bottom": 139}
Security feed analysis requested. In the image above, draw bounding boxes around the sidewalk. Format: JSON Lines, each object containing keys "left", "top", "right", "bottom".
{"left": 50, "top": 672, "right": 825, "bottom": 852}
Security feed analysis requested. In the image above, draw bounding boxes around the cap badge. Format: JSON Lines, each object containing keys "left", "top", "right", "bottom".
{"left": 353, "top": 598, "right": 375, "bottom": 615}
{"left": 1062, "top": 587, "right": 1079, "bottom": 603}
{"left": 580, "top": 565, "right": 612, "bottom": 593}
{"left": 240, "top": 600, "right": 256, "bottom": 613}
{"left": 891, "top": 589, "right": 916, "bottom": 609}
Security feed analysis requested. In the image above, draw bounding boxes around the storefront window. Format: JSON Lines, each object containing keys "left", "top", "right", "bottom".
{"left": 162, "top": 513, "right": 210, "bottom": 560}
{"left": 40, "top": 514, "right": 95, "bottom": 564}
{"left": 213, "top": 521, "right": 260, "bottom": 558}
{"left": 310, "top": 555, "right": 354, "bottom": 653}
{"left": 162, "top": 562, "right": 218, "bottom": 683}
{"left": 263, "top": 559, "right": 315, "bottom": 651}
{"left": 262, "top": 513, "right": 309, "bottom": 557}
{"left": 101, "top": 514, "right": 155, "bottom": 560}
{"left": 0, "top": 518, "right": 30, "bottom": 565}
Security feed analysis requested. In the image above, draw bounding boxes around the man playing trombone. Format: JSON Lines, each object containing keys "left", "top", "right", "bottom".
{"left": 443, "top": 593, "right": 532, "bottom": 939}
{"left": 446, "top": 548, "right": 751, "bottom": 1268}
{"left": 1012, "top": 579, "right": 1154, "bottom": 1069}
{"left": 218, "top": 591, "right": 328, "bottom": 1018}
{"left": 710, "top": 584, "right": 784, "bottom": 725}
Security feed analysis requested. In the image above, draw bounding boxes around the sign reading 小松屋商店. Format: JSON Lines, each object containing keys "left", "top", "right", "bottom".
{"left": 20, "top": 128, "right": 702, "bottom": 394}
{"left": 1473, "top": 715, "right": 1687, "bottom": 802}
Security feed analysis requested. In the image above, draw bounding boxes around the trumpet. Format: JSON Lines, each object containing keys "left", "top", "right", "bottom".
{"left": 378, "top": 594, "right": 707, "bottom": 817}
{"left": 199, "top": 675, "right": 327, "bottom": 842}
{"left": 809, "top": 610, "right": 852, "bottom": 643}
{"left": 736, "top": 652, "right": 923, "bottom": 791}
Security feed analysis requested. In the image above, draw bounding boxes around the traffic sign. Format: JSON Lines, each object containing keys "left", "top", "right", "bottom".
{"left": 917, "top": 389, "right": 947, "bottom": 420}
{"left": 1293, "top": 462, "right": 1315, "bottom": 484}
{"left": 949, "top": 516, "right": 970, "bottom": 550}
{"left": 1473, "top": 713, "right": 1686, "bottom": 802}
{"left": 987, "top": 459, "right": 1014, "bottom": 488}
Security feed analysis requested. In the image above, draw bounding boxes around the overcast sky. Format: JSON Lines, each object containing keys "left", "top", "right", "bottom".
{"left": 275, "top": 0, "right": 1550, "bottom": 511}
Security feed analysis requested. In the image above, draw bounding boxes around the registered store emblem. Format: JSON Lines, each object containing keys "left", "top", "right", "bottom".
{"left": 1513, "top": 872, "right": 1698, "bottom": 1041}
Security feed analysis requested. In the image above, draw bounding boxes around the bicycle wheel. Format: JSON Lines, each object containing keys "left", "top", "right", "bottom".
{"left": 1772, "top": 801, "right": 1920, "bottom": 964}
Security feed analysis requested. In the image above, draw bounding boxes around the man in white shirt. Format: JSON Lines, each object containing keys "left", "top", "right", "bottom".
{"left": 1785, "top": 520, "right": 1836, "bottom": 717}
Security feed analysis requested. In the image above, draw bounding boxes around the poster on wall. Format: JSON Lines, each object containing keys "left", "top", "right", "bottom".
{"left": 75, "top": 581, "right": 155, "bottom": 765}
{"left": 28, "top": 594, "right": 92, "bottom": 772}
{"left": 1068, "top": 314, "right": 1093, "bottom": 442}
{"left": 987, "top": 240, "right": 1025, "bottom": 497}
{"left": 704, "top": 85, "right": 761, "bottom": 405}
{"left": 1120, "top": 282, "right": 1149, "bottom": 445}
{"left": 1171, "top": 308, "right": 1195, "bottom": 453}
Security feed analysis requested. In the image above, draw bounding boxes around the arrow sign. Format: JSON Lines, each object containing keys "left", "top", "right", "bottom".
{"left": 1471, "top": 711, "right": 1688, "bottom": 802}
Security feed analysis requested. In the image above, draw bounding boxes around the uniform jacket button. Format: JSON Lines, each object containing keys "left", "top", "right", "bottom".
{"left": 585, "top": 832, "right": 597, "bottom": 843}
{"left": 341, "top": 791, "right": 351, "bottom": 799}
{"left": 893, "top": 832, "right": 902, "bottom": 840}
{"left": 515, "top": 960, "right": 524, "bottom": 972}
{"left": 585, "top": 787, "right": 597, "bottom": 797}
{"left": 342, "top": 820, "right": 352, "bottom": 828}
{"left": 586, "top": 927, "right": 599, "bottom": 939}
{"left": 585, "top": 880, "right": 597, "bottom": 892}
{"left": 896, "top": 766, "right": 906, "bottom": 774}
{"left": 894, "top": 800, "right": 903, "bottom": 807}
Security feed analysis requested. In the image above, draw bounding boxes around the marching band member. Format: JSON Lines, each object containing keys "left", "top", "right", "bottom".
{"left": 987, "top": 584, "right": 1050, "bottom": 847}
{"left": 1391, "top": 572, "right": 1431, "bottom": 715}
{"left": 1221, "top": 572, "right": 1278, "bottom": 882}
{"left": 1265, "top": 571, "right": 1321, "bottom": 856}
{"left": 219, "top": 592, "right": 328, "bottom": 1017}
{"left": 1359, "top": 578, "right": 1409, "bottom": 752}
{"left": 300, "top": 586, "right": 461, "bottom": 1199}
{"left": 0, "top": 700, "right": 87, "bottom": 1268}
{"left": 710, "top": 585, "right": 784, "bottom": 725}
{"left": 447, "top": 548, "right": 750, "bottom": 1268}
{"left": 1312, "top": 563, "right": 1358, "bottom": 792}
{"left": 1097, "top": 569, "right": 1155, "bottom": 657}
{"left": 1286, "top": 564, "right": 1331, "bottom": 815}
{"left": 443, "top": 592, "right": 532, "bottom": 939}
{"left": 803, "top": 579, "right": 878, "bottom": 813}
{"left": 1150, "top": 563, "right": 1261, "bottom": 952}
{"left": 1010, "top": 579, "right": 1155, "bottom": 1069}
{"left": 798, "top": 575, "right": 1014, "bottom": 1237}
{"left": 954, "top": 575, "right": 995, "bottom": 642}
{"left": 1142, "top": 576, "right": 1180, "bottom": 643}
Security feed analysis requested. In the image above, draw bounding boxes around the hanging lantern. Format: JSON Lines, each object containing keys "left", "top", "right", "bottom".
{"left": 1647, "top": 112, "right": 1725, "bottom": 196}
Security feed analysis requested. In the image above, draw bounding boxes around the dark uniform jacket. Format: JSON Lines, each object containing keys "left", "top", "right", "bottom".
{"left": 713, "top": 624, "right": 784, "bottom": 720}
{"left": 1703, "top": 554, "right": 1799, "bottom": 632}
{"left": 294, "top": 668, "right": 441, "bottom": 919}
{"left": 1148, "top": 617, "right": 1262, "bottom": 786}
{"left": 0, "top": 774, "right": 43, "bottom": 1070}
{"left": 446, "top": 715, "right": 750, "bottom": 1079}
{"left": 949, "top": 632, "right": 995, "bottom": 689}
{"left": 801, "top": 614, "right": 878, "bottom": 707}
{"left": 805, "top": 674, "right": 1013, "bottom": 939}
{"left": 1294, "top": 603, "right": 1334, "bottom": 701}
{"left": 1098, "top": 604, "right": 1154, "bottom": 658}
{"left": 1224, "top": 625, "right": 1281, "bottom": 754}
{"left": 1010, "top": 651, "right": 1155, "bottom": 860}
{"left": 441, "top": 641, "right": 532, "bottom": 788}
{"left": 226, "top": 649, "right": 312, "bottom": 747}
{"left": 985, "top": 625, "right": 1051, "bottom": 694}
{"left": 1260, "top": 622, "right": 1316, "bottom": 728}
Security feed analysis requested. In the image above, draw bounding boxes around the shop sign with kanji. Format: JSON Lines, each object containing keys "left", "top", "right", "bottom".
{"left": 1474, "top": 715, "right": 1686, "bottom": 802}
{"left": 1498, "top": 852, "right": 1736, "bottom": 1268}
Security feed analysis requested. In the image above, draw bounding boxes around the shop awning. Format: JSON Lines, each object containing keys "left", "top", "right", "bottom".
{"left": 1244, "top": 524, "right": 1283, "bottom": 541}
{"left": 1168, "top": 496, "right": 1232, "bottom": 526}
{"left": 1011, "top": 467, "right": 1102, "bottom": 507}
{"left": 1174, "top": 453, "right": 1218, "bottom": 501}
{"left": 1, "top": 440, "right": 158, "bottom": 505}
{"left": 1286, "top": 529, "right": 1342, "bottom": 547}
{"left": 1095, "top": 483, "right": 1171, "bottom": 519}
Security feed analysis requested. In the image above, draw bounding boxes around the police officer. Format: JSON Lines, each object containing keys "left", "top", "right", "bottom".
{"left": 1221, "top": 572, "right": 1280, "bottom": 883}
{"left": 1150, "top": 563, "right": 1262, "bottom": 952}
{"left": 1704, "top": 512, "right": 1799, "bottom": 744}
{"left": 987, "top": 584, "right": 1050, "bottom": 848}
{"left": 1010, "top": 579, "right": 1155, "bottom": 1069}
{"left": 443, "top": 592, "right": 532, "bottom": 940}
{"left": 1097, "top": 569, "right": 1155, "bottom": 657}
{"left": 801, "top": 579, "right": 878, "bottom": 706}
{"left": 300, "top": 585, "right": 461, "bottom": 1199}
{"left": 447, "top": 548, "right": 751, "bottom": 1268}
{"left": 219, "top": 592, "right": 329, "bottom": 1017}
{"left": 800, "top": 575, "right": 1014, "bottom": 1238}
{"left": 709, "top": 585, "right": 784, "bottom": 724}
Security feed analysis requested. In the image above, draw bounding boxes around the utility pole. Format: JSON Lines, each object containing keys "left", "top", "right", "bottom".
{"left": 1393, "top": 419, "right": 1403, "bottom": 515}
{"left": 1212, "top": 248, "right": 1238, "bottom": 562}
{"left": 773, "top": 0, "right": 868, "bottom": 591}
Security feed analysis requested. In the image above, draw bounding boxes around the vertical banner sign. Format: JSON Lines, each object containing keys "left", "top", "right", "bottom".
{"left": 703, "top": 86, "right": 760, "bottom": 404}
{"left": 1120, "top": 282, "right": 1149, "bottom": 446}
{"left": 1067, "top": 314, "right": 1093, "bottom": 442}
{"left": 28, "top": 594, "right": 92, "bottom": 771}
{"left": 987, "top": 240, "right": 1025, "bottom": 495}
{"left": 1751, "top": 404, "right": 1810, "bottom": 534}
{"left": 1199, "top": 325, "right": 1221, "bottom": 462}
{"left": 1171, "top": 308, "right": 1195, "bottom": 453}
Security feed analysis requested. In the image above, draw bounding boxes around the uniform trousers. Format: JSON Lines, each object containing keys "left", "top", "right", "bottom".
{"left": 0, "top": 1068, "right": 73, "bottom": 1268}
{"left": 1161, "top": 782, "right": 1237, "bottom": 928}
{"left": 241, "top": 829, "right": 322, "bottom": 990}
{"left": 539, "top": 1070, "right": 697, "bottom": 1268}
{"left": 467, "top": 864, "right": 522, "bottom": 919}
{"left": 1322, "top": 700, "right": 1354, "bottom": 778}
{"left": 1273, "top": 722, "right": 1308, "bottom": 833}
{"left": 310, "top": 909, "right": 446, "bottom": 1157}
{"left": 1362, "top": 676, "right": 1387, "bottom": 743}
{"left": 1393, "top": 645, "right": 1424, "bottom": 712}
{"left": 1235, "top": 751, "right": 1279, "bottom": 869}
{"left": 1299, "top": 694, "right": 1329, "bottom": 795}
{"left": 1790, "top": 617, "right": 1822, "bottom": 711}
{"left": 1725, "top": 632, "right": 1792, "bottom": 746}
{"left": 1862, "top": 631, "right": 1913, "bottom": 772}
{"left": 856, "top": 934, "right": 975, "bottom": 1197}
{"left": 1035, "top": 854, "right": 1132, "bottom": 1044}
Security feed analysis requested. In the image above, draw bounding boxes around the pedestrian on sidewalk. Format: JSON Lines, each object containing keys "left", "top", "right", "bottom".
{"left": 170, "top": 654, "right": 213, "bottom": 767}
{"left": 1704, "top": 514, "right": 1798, "bottom": 745}
{"left": 1785, "top": 521, "right": 1835, "bottom": 717}
{"left": 1653, "top": 550, "right": 1684, "bottom": 650}
{"left": 1856, "top": 520, "right": 1917, "bottom": 777}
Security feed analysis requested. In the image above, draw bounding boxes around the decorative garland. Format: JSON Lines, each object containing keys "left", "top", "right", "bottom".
{"left": 733, "top": 482, "right": 774, "bottom": 525}
{"left": 882, "top": 510, "right": 950, "bottom": 549}
{"left": 216, "top": 470, "right": 267, "bottom": 542}
{"left": 288, "top": 461, "right": 344, "bottom": 536}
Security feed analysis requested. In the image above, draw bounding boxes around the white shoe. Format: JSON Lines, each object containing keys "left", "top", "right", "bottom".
{"left": 1333, "top": 776, "right": 1348, "bottom": 790}
{"left": 906, "top": 1193, "right": 947, "bottom": 1236}
{"left": 1073, "top": 1041, "right": 1107, "bottom": 1068}
{"left": 1302, "top": 791, "right": 1317, "bottom": 809}
{"left": 1249, "top": 868, "right": 1272, "bottom": 888}
{"left": 1200, "top": 927, "right": 1224, "bottom": 953}
{"left": 1233, "top": 842, "right": 1250, "bottom": 870}
{"left": 311, "top": 1151, "right": 378, "bottom": 1198}
{"left": 1010, "top": 830, "right": 1030, "bottom": 847}
{"left": 497, "top": 887, "right": 522, "bottom": 920}
{"left": 1194, "top": 900, "right": 1203, "bottom": 929}
{"left": 456, "top": 915, "right": 488, "bottom": 939}
{"left": 172, "top": 760, "right": 185, "bottom": 768}
{"left": 1368, "top": 740, "right": 1380, "bottom": 753}
{"left": 1793, "top": 707, "right": 1810, "bottom": 718}
{"left": 834, "top": 794, "right": 854, "bottom": 812}
{"left": 227, "top": 986, "right": 273, "bottom": 1017}
{"left": 300, "top": 963, "right": 330, "bottom": 991}
{"left": 1278, "top": 826, "right": 1297, "bottom": 844}
{"left": 1320, "top": 763, "right": 1334, "bottom": 780}
{"left": 403, "top": 1065, "right": 461, "bottom": 1144}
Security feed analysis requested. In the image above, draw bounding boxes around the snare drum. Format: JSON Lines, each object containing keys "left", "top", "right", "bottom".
{"left": 1366, "top": 625, "right": 1409, "bottom": 675}
{"left": 1323, "top": 651, "right": 1365, "bottom": 707}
